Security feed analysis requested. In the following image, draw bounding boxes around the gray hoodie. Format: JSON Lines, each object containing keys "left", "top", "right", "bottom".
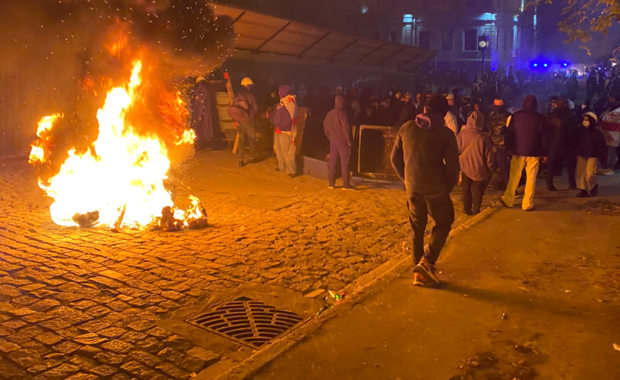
{"left": 323, "top": 96, "right": 352, "bottom": 144}
{"left": 457, "top": 112, "right": 495, "bottom": 181}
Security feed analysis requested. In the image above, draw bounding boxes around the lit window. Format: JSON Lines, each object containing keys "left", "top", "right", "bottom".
{"left": 403, "top": 14, "right": 413, "bottom": 23}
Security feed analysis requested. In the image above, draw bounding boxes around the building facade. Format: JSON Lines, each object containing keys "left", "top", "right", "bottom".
{"left": 396, "top": 0, "right": 538, "bottom": 72}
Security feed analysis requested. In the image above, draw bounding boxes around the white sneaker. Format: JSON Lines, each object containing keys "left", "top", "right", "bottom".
{"left": 599, "top": 168, "right": 615, "bottom": 176}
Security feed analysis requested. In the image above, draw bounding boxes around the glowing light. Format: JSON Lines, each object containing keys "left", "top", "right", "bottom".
{"left": 403, "top": 14, "right": 413, "bottom": 23}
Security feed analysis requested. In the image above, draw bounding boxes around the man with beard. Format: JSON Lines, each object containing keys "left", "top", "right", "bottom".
{"left": 487, "top": 98, "right": 511, "bottom": 189}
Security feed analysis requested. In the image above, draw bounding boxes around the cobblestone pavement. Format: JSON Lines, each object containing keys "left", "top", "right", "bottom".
{"left": 0, "top": 151, "right": 491, "bottom": 379}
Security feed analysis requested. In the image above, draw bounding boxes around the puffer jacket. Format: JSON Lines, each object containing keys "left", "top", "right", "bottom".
{"left": 505, "top": 95, "right": 546, "bottom": 157}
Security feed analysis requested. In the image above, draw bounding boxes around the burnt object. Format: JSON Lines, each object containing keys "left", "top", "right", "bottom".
{"left": 72, "top": 211, "right": 100, "bottom": 228}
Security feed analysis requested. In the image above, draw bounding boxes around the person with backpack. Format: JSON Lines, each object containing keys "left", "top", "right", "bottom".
{"left": 269, "top": 85, "right": 298, "bottom": 177}
{"left": 458, "top": 111, "right": 495, "bottom": 215}
{"left": 228, "top": 77, "right": 258, "bottom": 167}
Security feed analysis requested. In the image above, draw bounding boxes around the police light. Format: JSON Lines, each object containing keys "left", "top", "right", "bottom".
{"left": 533, "top": 63, "right": 538, "bottom": 67}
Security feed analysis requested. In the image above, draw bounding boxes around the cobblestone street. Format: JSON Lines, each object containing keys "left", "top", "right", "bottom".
{"left": 0, "top": 150, "right": 483, "bottom": 379}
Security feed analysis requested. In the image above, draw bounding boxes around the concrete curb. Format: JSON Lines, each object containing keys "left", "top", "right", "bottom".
{"left": 211, "top": 206, "right": 500, "bottom": 380}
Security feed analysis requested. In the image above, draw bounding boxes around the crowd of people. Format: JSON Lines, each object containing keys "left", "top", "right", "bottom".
{"left": 191, "top": 69, "right": 620, "bottom": 287}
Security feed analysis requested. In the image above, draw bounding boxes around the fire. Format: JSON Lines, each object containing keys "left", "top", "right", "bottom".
{"left": 29, "top": 113, "right": 63, "bottom": 164}
{"left": 31, "top": 60, "right": 207, "bottom": 230}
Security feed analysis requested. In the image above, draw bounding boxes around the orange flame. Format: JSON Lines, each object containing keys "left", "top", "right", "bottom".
{"left": 33, "top": 60, "right": 205, "bottom": 229}
{"left": 29, "top": 113, "right": 63, "bottom": 164}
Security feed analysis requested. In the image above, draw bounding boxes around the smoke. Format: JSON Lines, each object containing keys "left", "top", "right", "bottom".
{"left": 0, "top": 0, "right": 234, "bottom": 152}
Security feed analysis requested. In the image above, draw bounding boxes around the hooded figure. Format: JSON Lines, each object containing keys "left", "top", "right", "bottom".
{"left": 544, "top": 97, "right": 573, "bottom": 190}
{"left": 190, "top": 76, "right": 226, "bottom": 150}
{"left": 574, "top": 112, "right": 607, "bottom": 197}
{"left": 502, "top": 95, "right": 546, "bottom": 211}
{"left": 269, "top": 85, "right": 298, "bottom": 176}
{"left": 324, "top": 96, "right": 353, "bottom": 189}
{"left": 457, "top": 112, "right": 495, "bottom": 215}
{"left": 487, "top": 100, "right": 511, "bottom": 187}
{"left": 391, "top": 95, "right": 459, "bottom": 287}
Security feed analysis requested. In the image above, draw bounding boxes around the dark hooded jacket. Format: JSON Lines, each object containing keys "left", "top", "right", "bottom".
{"left": 323, "top": 96, "right": 352, "bottom": 144}
{"left": 391, "top": 112, "right": 460, "bottom": 196}
{"left": 270, "top": 85, "right": 294, "bottom": 132}
{"left": 505, "top": 95, "right": 546, "bottom": 157}
{"left": 574, "top": 115, "right": 607, "bottom": 161}
{"left": 487, "top": 104, "right": 510, "bottom": 149}
{"left": 457, "top": 112, "right": 495, "bottom": 182}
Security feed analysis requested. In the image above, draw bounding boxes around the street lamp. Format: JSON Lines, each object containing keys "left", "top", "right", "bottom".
{"left": 478, "top": 35, "right": 489, "bottom": 73}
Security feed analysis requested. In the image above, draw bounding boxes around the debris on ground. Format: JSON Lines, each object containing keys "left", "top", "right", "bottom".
{"left": 580, "top": 199, "right": 620, "bottom": 215}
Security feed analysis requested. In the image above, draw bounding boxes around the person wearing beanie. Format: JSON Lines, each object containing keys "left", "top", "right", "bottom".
{"left": 391, "top": 94, "right": 460, "bottom": 287}
{"left": 574, "top": 112, "right": 607, "bottom": 197}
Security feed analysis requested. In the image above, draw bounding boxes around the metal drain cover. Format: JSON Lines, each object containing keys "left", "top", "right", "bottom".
{"left": 186, "top": 296, "right": 305, "bottom": 348}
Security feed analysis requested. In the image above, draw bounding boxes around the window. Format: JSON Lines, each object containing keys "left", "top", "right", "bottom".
{"left": 419, "top": 31, "right": 431, "bottom": 49}
{"left": 441, "top": 31, "right": 454, "bottom": 51}
{"left": 403, "top": 14, "right": 413, "bottom": 23}
{"left": 464, "top": 29, "right": 477, "bottom": 51}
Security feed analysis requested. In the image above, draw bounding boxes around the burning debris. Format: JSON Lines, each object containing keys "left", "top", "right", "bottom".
{"left": 20, "top": 1, "right": 228, "bottom": 231}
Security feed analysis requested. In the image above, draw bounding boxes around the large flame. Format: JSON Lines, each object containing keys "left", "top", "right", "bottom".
{"left": 31, "top": 60, "right": 205, "bottom": 230}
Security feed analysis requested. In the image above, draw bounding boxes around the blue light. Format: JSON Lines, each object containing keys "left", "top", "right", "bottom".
{"left": 403, "top": 14, "right": 413, "bottom": 23}
{"left": 543, "top": 63, "right": 548, "bottom": 67}
{"left": 533, "top": 63, "right": 538, "bottom": 67}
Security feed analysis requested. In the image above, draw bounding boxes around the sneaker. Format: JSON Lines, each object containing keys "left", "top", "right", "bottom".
{"left": 598, "top": 168, "right": 615, "bottom": 176}
{"left": 413, "top": 273, "right": 427, "bottom": 287}
{"left": 463, "top": 210, "right": 473, "bottom": 216}
{"left": 591, "top": 184, "right": 599, "bottom": 197}
{"left": 328, "top": 185, "right": 335, "bottom": 190}
{"left": 576, "top": 190, "right": 590, "bottom": 198}
{"left": 500, "top": 198, "right": 512, "bottom": 208}
{"left": 414, "top": 257, "right": 440, "bottom": 284}
{"left": 523, "top": 206, "right": 536, "bottom": 211}
{"left": 342, "top": 186, "right": 355, "bottom": 191}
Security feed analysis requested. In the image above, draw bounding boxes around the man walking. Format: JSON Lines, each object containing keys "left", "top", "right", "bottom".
{"left": 544, "top": 98, "right": 572, "bottom": 191}
{"left": 324, "top": 95, "right": 353, "bottom": 189}
{"left": 391, "top": 95, "right": 460, "bottom": 287}
{"left": 458, "top": 111, "right": 495, "bottom": 215}
{"left": 228, "top": 77, "right": 258, "bottom": 167}
{"left": 502, "top": 95, "right": 546, "bottom": 211}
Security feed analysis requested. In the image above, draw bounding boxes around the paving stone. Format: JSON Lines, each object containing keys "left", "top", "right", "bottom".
{"left": 8, "top": 307, "right": 36, "bottom": 316}
{"left": 137, "top": 337, "right": 165, "bottom": 354}
{"left": 0, "top": 358, "right": 27, "bottom": 379}
{"left": 128, "top": 350, "right": 162, "bottom": 367}
{"left": 77, "top": 345, "right": 102, "bottom": 358}
{"left": 94, "top": 351, "right": 126, "bottom": 365}
{"left": 8, "top": 348, "right": 43, "bottom": 368}
{"left": 73, "top": 333, "right": 108, "bottom": 345}
{"left": 119, "top": 331, "right": 147, "bottom": 344}
{"left": 26, "top": 358, "right": 64, "bottom": 374}
{"left": 162, "top": 336, "right": 193, "bottom": 352}
{"left": 110, "top": 374, "right": 131, "bottom": 380}
{"left": 0, "top": 325, "right": 15, "bottom": 337}
{"left": 70, "top": 356, "right": 99, "bottom": 371}
{"left": 40, "top": 318, "right": 72, "bottom": 330}
{"left": 185, "top": 347, "right": 220, "bottom": 367}
{"left": 0, "top": 339, "right": 21, "bottom": 353}
{"left": 23, "top": 341, "right": 52, "bottom": 356}
{"left": 78, "top": 320, "right": 110, "bottom": 333}
{"left": 22, "top": 312, "right": 54, "bottom": 323}
{"left": 97, "top": 327, "right": 127, "bottom": 339}
{"left": 65, "top": 373, "right": 99, "bottom": 380}
{"left": 89, "top": 364, "right": 118, "bottom": 376}
{"left": 71, "top": 301, "right": 98, "bottom": 310}
{"left": 160, "top": 291, "right": 184, "bottom": 301}
{"left": 55, "top": 327, "right": 83, "bottom": 339}
{"left": 13, "top": 295, "right": 39, "bottom": 305}
{"left": 101, "top": 340, "right": 133, "bottom": 353}
{"left": 155, "top": 362, "right": 189, "bottom": 380}
{"left": 53, "top": 341, "right": 82, "bottom": 354}
{"left": 120, "top": 360, "right": 158, "bottom": 380}
{"left": 126, "top": 319, "right": 154, "bottom": 332}
{"left": 2, "top": 319, "right": 27, "bottom": 329}
{"left": 147, "top": 327, "right": 172, "bottom": 339}
{"left": 157, "top": 347, "right": 184, "bottom": 366}
{"left": 33, "top": 363, "right": 79, "bottom": 379}
{"left": 35, "top": 332, "right": 64, "bottom": 346}
{"left": 0, "top": 284, "right": 22, "bottom": 297}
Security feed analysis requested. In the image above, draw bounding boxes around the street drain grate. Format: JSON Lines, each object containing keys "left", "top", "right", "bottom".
{"left": 186, "top": 296, "right": 305, "bottom": 348}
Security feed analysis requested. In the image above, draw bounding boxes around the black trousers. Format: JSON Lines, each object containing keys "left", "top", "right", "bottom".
{"left": 407, "top": 192, "right": 455, "bottom": 266}
{"left": 461, "top": 174, "right": 487, "bottom": 215}
{"left": 567, "top": 155, "right": 577, "bottom": 188}
{"left": 546, "top": 152, "right": 563, "bottom": 188}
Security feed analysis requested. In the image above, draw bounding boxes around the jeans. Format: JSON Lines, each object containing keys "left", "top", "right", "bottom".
{"left": 328, "top": 140, "right": 351, "bottom": 188}
{"left": 407, "top": 192, "right": 455, "bottom": 266}
{"left": 503, "top": 156, "right": 540, "bottom": 211}
{"left": 576, "top": 156, "right": 598, "bottom": 191}
{"left": 496, "top": 148, "right": 510, "bottom": 185}
{"left": 237, "top": 121, "right": 256, "bottom": 162}
{"left": 461, "top": 174, "right": 487, "bottom": 215}
{"left": 274, "top": 132, "right": 296, "bottom": 175}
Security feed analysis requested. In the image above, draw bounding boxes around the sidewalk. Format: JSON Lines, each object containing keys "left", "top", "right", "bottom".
{"left": 252, "top": 177, "right": 620, "bottom": 379}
